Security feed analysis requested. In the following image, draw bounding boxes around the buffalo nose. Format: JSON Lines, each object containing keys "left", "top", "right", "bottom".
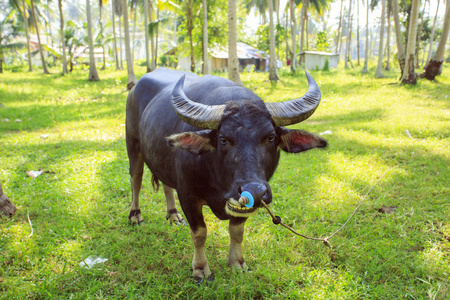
{"left": 239, "top": 182, "right": 272, "bottom": 207}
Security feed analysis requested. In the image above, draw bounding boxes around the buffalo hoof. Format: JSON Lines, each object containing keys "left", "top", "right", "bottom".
{"left": 166, "top": 210, "right": 186, "bottom": 226}
{"left": 194, "top": 274, "right": 215, "bottom": 285}
{"left": 129, "top": 209, "right": 143, "bottom": 225}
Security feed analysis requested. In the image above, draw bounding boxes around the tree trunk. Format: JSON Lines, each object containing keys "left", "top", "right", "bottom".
{"left": 186, "top": 0, "right": 195, "bottom": 72}
{"left": 357, "top": 0, "right": 360, "bottom": 66}
{"left": 300, "top": 0, "right": 306, "bottom": 54}
{"left": 362, "top": 0, "right": 369, "bottom": 73}
{"left": 415, "top": 0, "right": 425, "bottom": 68}
{"left": 23, "top": 0, "right": 33, "bottom": 72}
{"left": 202, "top": 0, "right": 211, "bottom": 75}
{"left": 119, "top": 16, "right": 124, "bottom": 70}
{"left": 99, "top": 1, "right": 106, "bottom": 70}
{"left": 0, "top": 183, "right": 16, "bottom": 217}
{"left": 345, "top": 0, "right": 353, "bottom": 68}
{"left": 112, "top": 0, "right": 120, "bottom": 70}
{"left": 336, "top": 0, "right": 344, "bottom": 53}
{"left": 122, "top": 0, "right": 137, "bottom": 89}
{"left": 30, "top": 0, "right": 50, "bottom": 74}
{"left": 268, "top": 0, "right": 279, "bottom": 81}
{"left": 424, "top": 0, "right": 439, "bottom": 69}
{"left": 289, "top": 0, "right": 297, "bottom": 73}
{"left": 375, "top": 0, "right": 386, "bottom": 78}
{"left": 385, "top": 1, "right": 391, "bottom": 71}
{"left": 392, "top": 0, "right": 405, "bottom": 75}
{"left": 228, "top": 0, "right": 242, "bottom": 85}
{"left": 143, "top": 0, "right": 151, "bottom": 72}
{"left": 401, "top": 0, "right": 420, "bottom": 84}
{"left": 422, "top": 0, "right": 449, "bottom": 80}
{"left": 59, "top": 0, "right": 68, "bottom": 75}
{"left": 86, "top": 0, "right": 99, "bottom": 81}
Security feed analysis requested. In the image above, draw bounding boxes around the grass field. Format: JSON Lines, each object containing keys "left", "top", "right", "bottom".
{"left": 1, "top": 63, "right": 449, "bottom": 299}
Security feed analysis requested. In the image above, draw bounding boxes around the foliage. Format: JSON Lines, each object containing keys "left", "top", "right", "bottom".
{"left": 255, "top": 23, "right": 285, "bottom": 53}
{"left": 0, "top": 64, "right": 449, "bottom": 298}
{"left": 315, "top": 31, "right": 331, "bottom": 52}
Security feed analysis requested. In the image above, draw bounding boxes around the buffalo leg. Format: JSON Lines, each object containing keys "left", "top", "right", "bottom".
{"left": 163, "top": 185, "right": 185, "bottom": 225}
{"left": 228, "top": 218, "right": 248, "bottom": 270}
{"left": 179, "top": 199, "right": 212, "bottom": 281}
{"left": 128, "top": 152, "right": 144, "bottom": 224}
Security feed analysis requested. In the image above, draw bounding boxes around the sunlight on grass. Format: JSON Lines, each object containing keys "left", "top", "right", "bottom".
{"left": 1, "top": 65, "right": 449, "bottom": 299}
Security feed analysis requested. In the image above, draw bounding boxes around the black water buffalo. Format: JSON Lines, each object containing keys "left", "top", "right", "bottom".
{"left": 125, "top": 68, "right": 327, "bottom": 281}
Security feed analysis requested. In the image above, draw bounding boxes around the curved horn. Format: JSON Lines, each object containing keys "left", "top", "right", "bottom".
{"left": 266, "top": 71, "right": 321, "bottom": 126}
{"left": 171, "top": 75, "right": 225, "bottom": 129}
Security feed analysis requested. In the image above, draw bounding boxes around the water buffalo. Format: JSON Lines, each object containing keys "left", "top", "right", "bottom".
{"left": 125, "top": 68, "right": 327, "bottom": 281}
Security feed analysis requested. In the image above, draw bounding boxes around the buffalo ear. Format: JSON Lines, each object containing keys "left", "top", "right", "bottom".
{"left": 277, "top": 127, "right": 327, "bottom": 153}
{"left": 166, "top": 130, "right": 215, "bottom": 154}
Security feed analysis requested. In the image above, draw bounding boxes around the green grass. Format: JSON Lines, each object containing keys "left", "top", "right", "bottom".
{"left": 1, "top": 63, "right": 449, "bottom": 299}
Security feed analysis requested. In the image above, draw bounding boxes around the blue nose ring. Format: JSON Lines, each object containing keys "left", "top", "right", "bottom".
{"left": 240, "top": 191, "right": 255, "bottom": 208}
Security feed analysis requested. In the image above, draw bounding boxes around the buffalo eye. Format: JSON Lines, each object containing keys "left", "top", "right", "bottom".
{"left": 219, "top": 136, "right": 228, "bottom": 145}
{"left": 267, "top": 134, "right": 276, "bottom": 143}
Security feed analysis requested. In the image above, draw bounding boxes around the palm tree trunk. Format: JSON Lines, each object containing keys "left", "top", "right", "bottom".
{"left": 375, "top": 0, "right": 386, "bottom": 78}
{"left": 300, "top": 0, "right": 306, "bottom": 53}
{"left": 112, "top": 0, "right": 120, "bottom": 70}
{"left": 86, "top": 0, "right": 99, "bottom": 81}
{"left": 385, "top": 1, "right": 391, "bottom": 71}
{"left": 357, "top": 0, "right": 360, "bottom": 66}
{"left": 23, "top": 0, "right": 33, "bottom": 72}
{"left": 422, "top": 0, "right": 449, "bottom": 80}
{"left": 289, "top": 0, "right": 297, "bottom": 73}
{"left": 362, "top": 0, "right": 369, "bottom": 73}
{"left": 392, "top": 0, "right": 405, "bottom": 75}
{"left": 119, "top": 16, "right": 124, "bottom": 70}
{"left": 122, "top": 0, "right": 137, "bottom": 89}
{"left": 99, "top": 1, "right": 106, "bottom": 70}
{"left": 401, "top": 0, "right": 420, "bottom": 84}
{"left": 143, "top": 0, "right": 151, "bottom": 72}
{"left": 202, "top": 0, "right": 211, "bottom": 75}
{"left": 345, "top": 0, "right": 353, "bottom": 68}
{"left": 30, "top": 0, "right": 50, "bottom": 74}
{"left": 268, "top": 0, "right": 279, "bottom": 81}
{"left": 228, "top": 0, "right": 242, "bottom": 85}
{"left": 59, "top": 0, "right": 68, "bottom": 75}
{"left": 186, "top": 0, "right": 195, "bottom": 72}
{"left": 336, "top": 0, "right": 344, "bottom": 53}
{"left": 424, "top": 0, "right": 439, "bottom": 69}
{"left": 415, "top": 0, "right": 426, "bottom": 68}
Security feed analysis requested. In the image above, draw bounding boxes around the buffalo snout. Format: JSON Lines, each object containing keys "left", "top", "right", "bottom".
{"left": 239, "top": 182, "right": 272, "bottom": 207}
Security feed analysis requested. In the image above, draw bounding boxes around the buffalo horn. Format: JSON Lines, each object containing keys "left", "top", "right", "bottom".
{"left": 266, "top": 71, "right": 321, "bottom": 126}
{"left": 171, "top": 75, "right": 225, "bottom": 129}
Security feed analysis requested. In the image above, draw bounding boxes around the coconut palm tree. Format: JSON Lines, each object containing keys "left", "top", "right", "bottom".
{"left": 422, "top": 0, "right": 449, "bottom": 80}
{"left": 86, "top": 0, "right": 99, "bottom": 81}
{"left": 143, "top": 0, "right": 151, "bottom": 72}
{"left": 336, "top": 0, "right": 344, "bottom": 53}
{"left": 424, "top": 0, "right": 439, "bottom": 69}
{"left": 268, "top": 0, "right": 279, "bottom": 81}
{"left": 58, "top": 0, "right": 68, "bottom": 75}
{"left": 98, "top": 0, "right": 108, "bottom": 70}
{"left": 392, "top": 0, "right": 405, "bottom": 74}
{"left": 361, "top": 0, "right": 369, "bottom": 73}
{"left": 401, "top": 0, "right": 420, "bottom": 84}
{"left": 22, "top": 0, "right": 33, "bottom": 72}
{"left": 228, "top": 0, "right": 242, "bottom": 85}
{"left": 374, "top": 0, "right": 386, "bottom": 78}
{"left": 122, "top": 0, "right": 137, "bottom": 89}
{"left": 30, "top": 0, "right": 50, "bottom": 74}
{"left": 111, "top": 0, "right": 120, "bottom": 70}
{"left": 202, "top": 0, "right": 210, "bottom": 75}
{"left": 344, "top": 0, "right": 353, "bottom": 68}
{"left": 289, "top": 0, "right": 297, "bottom": 73}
